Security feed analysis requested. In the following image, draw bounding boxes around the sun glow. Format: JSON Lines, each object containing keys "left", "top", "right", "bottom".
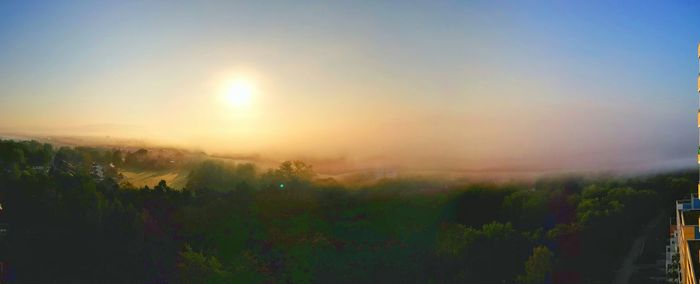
{"left": 223, "top": 78, "right": 256, "bottom": 107}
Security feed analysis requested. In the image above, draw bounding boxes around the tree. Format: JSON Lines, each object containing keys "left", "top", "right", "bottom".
{"left": 186, "top": 161, "right": 258, "bottom": 193}
{"left": 178, "top": 245, "right": 228, "bottom": 283}
{"left": 112, "top": 150, "right": 124, "bottom": 166}
{"left": 125, "top": 149, "right": 148, "bottom": 167}
{"left": 520, "top": 246, "right": 554, "bottom": 284}
{"left": 155, "top": 180, "right": 169, "bottom": 192}
{"left": 261, "top": 160, "right": 315, "bottom": 190}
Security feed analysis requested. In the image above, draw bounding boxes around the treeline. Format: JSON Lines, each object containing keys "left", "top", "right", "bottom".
{"left": 0, "top": 140, "right": 194, "bottom": 183}
{"left": 0, "top": 140, "right": 692, "bottom": 283}
{"left": 434, "top": 175, "right": 689, "bottom": 283}
{"left": 0, "top": 140, "right": 53, "bottom": 172}
{"left": 120, "top": 148, "right": 189, "bottom": 170}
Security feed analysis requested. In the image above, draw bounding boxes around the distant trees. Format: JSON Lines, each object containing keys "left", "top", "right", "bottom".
{"left": 260, "top": 160, "right": 315, "bottom": 190}
{"left": 124, "top": 148, "right": 149, "bottom": 168}
{"left": 24, "top": 141, "right": 53, "bottom": 166}
{"left": 0, "top": 140, "right": 53, "bottom": 170}
{"left": 120, "top": 148, "right": 188, "bottom": 170}
{"left": 111, "top": 150, "right": 124, "bottom": 166}
{"left": 186, "top": 160, "right": 317, "bottom": 194}
{"left": 186, "top": 161, "right": 258, "bottom": 193}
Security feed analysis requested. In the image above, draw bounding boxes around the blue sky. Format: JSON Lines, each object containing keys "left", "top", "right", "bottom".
{"left": 0, "top": 1, "right": 698, "bottom": 173}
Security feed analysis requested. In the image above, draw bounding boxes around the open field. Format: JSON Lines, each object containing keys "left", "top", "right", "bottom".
{"left": 120, "top": 169, "right": 189, "bottom": 189}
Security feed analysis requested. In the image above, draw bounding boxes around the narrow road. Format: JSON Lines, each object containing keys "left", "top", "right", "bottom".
{"left": 613, "top": 212, "right": 665, "bottom": 284}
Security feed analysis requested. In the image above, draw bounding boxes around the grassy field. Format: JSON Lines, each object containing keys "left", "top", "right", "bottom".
{"left": 120, "top": 169, "right": 189, "bottom": 189}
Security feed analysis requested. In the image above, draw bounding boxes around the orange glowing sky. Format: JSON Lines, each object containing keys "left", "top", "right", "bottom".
{"left": 0, "top": 1, "right": 698, "bottom": 174}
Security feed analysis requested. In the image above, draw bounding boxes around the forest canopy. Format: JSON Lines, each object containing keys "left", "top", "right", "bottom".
{"left": 0, "top": 140, "right": 691, "bottom": 283}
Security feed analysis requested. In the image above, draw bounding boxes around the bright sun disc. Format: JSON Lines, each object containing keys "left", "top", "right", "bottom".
{"left": 224, "top": 79, "right": 255, "bottom": 107}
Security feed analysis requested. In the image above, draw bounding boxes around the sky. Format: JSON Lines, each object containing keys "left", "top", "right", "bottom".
{"left": 0, "top": 1, "right": 699, "bottom": 174}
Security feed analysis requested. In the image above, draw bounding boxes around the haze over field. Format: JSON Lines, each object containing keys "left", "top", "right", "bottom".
{"left": 1, "top": 1, "right": 699, "bottom": 175}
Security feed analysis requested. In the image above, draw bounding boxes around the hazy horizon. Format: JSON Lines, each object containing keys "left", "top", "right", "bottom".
{"left": 1, "top": 1, "right": 699, "bottom": 174}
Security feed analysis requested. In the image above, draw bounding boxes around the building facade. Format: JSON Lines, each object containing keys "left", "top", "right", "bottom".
{"left": 670, "top": 43, "right": 700, "bottom": 284}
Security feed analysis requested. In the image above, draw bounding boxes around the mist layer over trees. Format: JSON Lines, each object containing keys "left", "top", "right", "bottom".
{"left": 0, "top": 140, "right": 691, "bottom": 283}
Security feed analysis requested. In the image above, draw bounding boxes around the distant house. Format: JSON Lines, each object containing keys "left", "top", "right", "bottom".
{"left": 90, "top": 163, "right": 104, "bottom": 180}
{"left": 50, "top": 160, "right": 76, "bottom": 176}
{"left": 30, "top": 166, "right": 49, "bottom": 174}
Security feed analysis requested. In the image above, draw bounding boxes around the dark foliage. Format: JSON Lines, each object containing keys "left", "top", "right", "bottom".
{"left": 0, "top": 140, "right": 691, "bottom": 283}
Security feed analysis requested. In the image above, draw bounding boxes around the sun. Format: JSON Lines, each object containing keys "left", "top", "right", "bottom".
{"left": 223, "top": 78, "right": 256, "bottom": 107}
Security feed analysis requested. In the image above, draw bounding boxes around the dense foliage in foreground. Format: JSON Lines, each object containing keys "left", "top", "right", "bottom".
{"left": 0, "top": 140, "right": 692, "bottom": 283}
